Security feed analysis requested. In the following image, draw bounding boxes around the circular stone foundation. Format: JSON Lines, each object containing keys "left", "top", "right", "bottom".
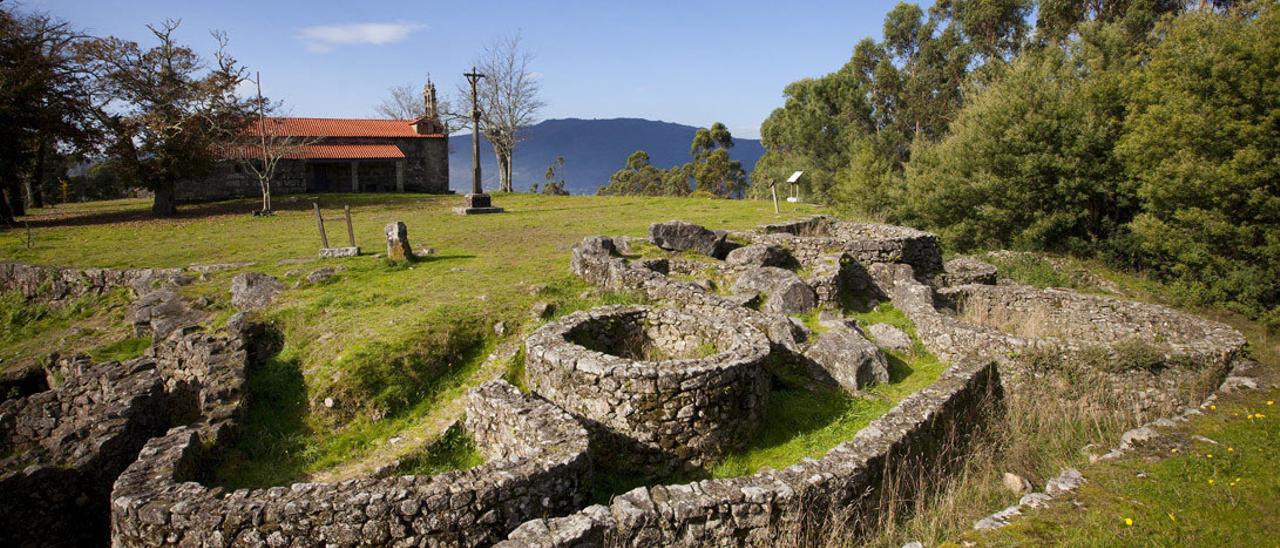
{"left": 935, "top": 284, "right": 1245, "bottom": 366}
{"left": 525, "top": 305, "right": 771, "bottom": 473}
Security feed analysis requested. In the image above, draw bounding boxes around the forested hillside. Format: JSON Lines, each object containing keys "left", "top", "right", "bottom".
{"left": 754, "top": 0, "right": 1278, "bottom": 329}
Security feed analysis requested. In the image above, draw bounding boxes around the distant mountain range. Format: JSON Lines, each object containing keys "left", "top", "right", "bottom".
{"left": 447, "top": 118, "right": 765, "bottom": 195}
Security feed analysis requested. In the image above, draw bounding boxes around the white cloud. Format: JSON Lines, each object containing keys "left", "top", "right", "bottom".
{"left": 298, "top": 22, "right": 425, "bottom": 53}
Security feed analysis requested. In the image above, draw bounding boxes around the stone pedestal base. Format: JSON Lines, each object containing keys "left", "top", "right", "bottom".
{"left": 454, "top": 193, "right": 505, "bottom": 215}
{"left": 319, "top": 247, "right": 360, "bottom": 258}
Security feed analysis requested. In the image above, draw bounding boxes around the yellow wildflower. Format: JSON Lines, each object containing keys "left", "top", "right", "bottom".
{"left": 1268, "top": 400, "right": 1274, "bottom": 406}
{"left": 1248, "top": 413, "right": 1256, "bottom": 419}
{"left": 1210, "top": 404, "right": 1217, "bottom": 411}
{"left": 1208, "top": 479, "right": 1216, "bottom": 485}
{"left": 1206, "top": 453, "right": 1213, "bottom": 459}
{"left": 1228, "top": 447, "right": 1234, "bottom": 452}
{"left": 1124, "top": 518, "right": 1134, "bottom": 527}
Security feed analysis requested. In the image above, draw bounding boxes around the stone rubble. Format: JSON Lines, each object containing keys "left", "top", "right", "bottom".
{"left": 1, "top": 212, "right": 1259, "bottom": 547}
{"left": 229, "top": 271, "right": 284, "bottom": 311}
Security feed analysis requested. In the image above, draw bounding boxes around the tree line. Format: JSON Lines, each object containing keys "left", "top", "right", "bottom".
{"left": 2, "top": 5, "right": 545, "bottom": 220}
{"left": 598, "top": 122, "right": 748, "bottom": 198}
{"left": 754, "top": 0, "right": 1278, "bottom": 329}
{"left": 0, "top": 9, "right": 262, "bottom": 220}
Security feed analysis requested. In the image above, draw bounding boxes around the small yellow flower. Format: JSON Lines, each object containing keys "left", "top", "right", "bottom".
{"left": 1258, "top": 413, "right": 1267, "bottom": 418}
{"left": 1124, "top": 517, "right": 1134, "bottom": 527}
{"left": 1206, "top": 453, "right": 1213, "bottom": 459}
{"left": 1210, "top": 404, "right": 1217, "bottom": 411}
{"left": 1171, "top": 448, "right": 1179, "bottom": 453}
{"left": 1228, "top": 447, "right": 1234, "bottom": 452}
{"left": 1268, "top": 400, "right": 1274, "bottom": 406}
{"left": 1248, "top": 413, "right": 1256, "bottom": 419}
{"left": 1208, "top": 479, "right": 1216, "bottom": 485}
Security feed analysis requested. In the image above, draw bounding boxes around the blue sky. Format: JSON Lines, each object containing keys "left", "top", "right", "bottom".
{"left": 27, "top": 0, "right": 913, "bottom": 138}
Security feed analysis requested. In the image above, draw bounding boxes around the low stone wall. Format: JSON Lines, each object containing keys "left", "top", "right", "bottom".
{"left": 0, "top": 261, "right": 183, "bottom": 300}
{"left": 571, "top": 236, "right": 806, "bottom": 355}
{"left": 526, "top": 305, "right": 771, "bottom": 473}
{"left": 0, "top": 258, "right": 254, "bottom": 547}
{"left": 500, "top": 358, "right": 1003, "bottom": 547}
{"left": 110, "top": 381, "right": 593, "bottom": 547}
{"left": 871, "top": 264, "right": 1246, "bottom": 417}
{"left": 745, "top": 216, "right": 945, "bottom": 279}
{"left": 0, "top": 356, "right": 169, "bottom": 547}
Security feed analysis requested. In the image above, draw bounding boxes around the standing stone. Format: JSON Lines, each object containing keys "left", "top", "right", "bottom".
{"left": 230, "top": 272, "right": 284, "bottom": 311}
{"left": 385, "top": 222, "right": 414, "bottom": 262}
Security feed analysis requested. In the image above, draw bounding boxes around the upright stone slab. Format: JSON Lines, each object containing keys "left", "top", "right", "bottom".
{"left": 385, "top": 221, "right": 414, "bottom": 262}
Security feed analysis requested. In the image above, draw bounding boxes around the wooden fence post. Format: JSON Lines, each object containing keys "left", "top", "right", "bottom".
{"left": 314, "top": 202, "right": 329, "bottom": 249}
{"left": 344, "top": 205, "right": 356, "bottom": 248}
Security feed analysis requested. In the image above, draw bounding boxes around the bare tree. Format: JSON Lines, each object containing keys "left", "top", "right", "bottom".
{"left": 375, "top": 81, "right": 461, "bottom": 132}
{"left": 375, "top": 84, "right": 424, "bottom": 119}
{"left": 236, "top": 72, "right": 319, "bottom": 215}
{"left": 466, "top": 32, "right": 543, "bottom": 192}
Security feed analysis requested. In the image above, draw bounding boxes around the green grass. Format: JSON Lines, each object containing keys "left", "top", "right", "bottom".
{"left": 0, "top": 288, "right": 134, "bottom": 373}
{"left": 394, "top": 422, "right": 485, "bottom": 477}
{"left": 710, "top": 306, "right": 949, "bottom": 479}
{"left": 710, "top": 381, "right": 890, "bottom": 478}
{"left": 972, "top": 391, "right": 1280, "bottom": 546}
{"left": 86, "top": 336, "right": 152, "bottom": 363}
{"left": 1, "top": 194, "right": 810, "bottom": 483}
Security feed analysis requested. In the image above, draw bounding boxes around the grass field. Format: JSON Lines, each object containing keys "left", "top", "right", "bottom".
{"left": 2, "top": 193, "right": 823, "bottom": 484}
{"left": 5, "top": 194, "right": 1275, "bottom": 544}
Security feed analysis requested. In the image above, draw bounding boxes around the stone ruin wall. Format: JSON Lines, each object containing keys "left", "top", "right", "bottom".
{"left": 110, "top": 380, "right": 592, "bottom": 547}
{"left": 501, "top": 217, "right": 1249, "bottom": 546}
{"left": 0, "top": 261, "right": 185, "bottom": 301}
{"left": 525, "top": 305, "right": 772, "bottom": 473}
{"left": 0, "top": 211, "right": 1254, "bottom": 547}
{"left": 744, "top": 216, "right": 945, "bottom": 280}
{"left": 501, "top": 358, "right": 1002, "bottom": 547}
{"left": 870, "top": 262, "right": 1246, "bottom": 417}
{"left": 0, "top": 356, "right": 169, "bottom": 547}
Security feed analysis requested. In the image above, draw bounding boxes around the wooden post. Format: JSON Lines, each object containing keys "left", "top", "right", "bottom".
{"left": 344, "top": 205, "right": 356, "bottom": 248}
{"left": 769, "top": 180, "right": 780, "bottom": 215}
{"left": 314, "top": 202, "right": 329, "bottom": 249}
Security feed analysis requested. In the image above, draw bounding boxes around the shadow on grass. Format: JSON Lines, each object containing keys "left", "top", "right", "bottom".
{"left": 16, "top": 193, "right": 454, "bottom": 229}
{"left": 213, "top": 351, "right": 312, "bottom": 489}
{"left": 885, "top": 352, "right": 916, "bottom": 384}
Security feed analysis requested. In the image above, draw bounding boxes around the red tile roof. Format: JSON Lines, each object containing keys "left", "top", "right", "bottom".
{"left": 250, "top": 117, "right": 445, "bottom": 139}
{"left": 223, "top": 143, "right": 406, "bottom": 160}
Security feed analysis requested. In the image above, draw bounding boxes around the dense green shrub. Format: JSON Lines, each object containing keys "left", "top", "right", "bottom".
{"left": 1116, "top": 5, "right": 1280, "bottom": 320}
{"left": 903, "top": 43, "right": 1133, "bottom": 252}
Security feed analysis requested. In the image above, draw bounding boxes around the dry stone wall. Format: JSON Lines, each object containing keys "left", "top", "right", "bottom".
{"left": 110, "top": 380, "right": 592, "bottom": 547}
{"left": 870, "top": 263, "right": 1246, "bottom": 416}
{"left": 505, "top": 218, "right": 1249, "bottom": 547}
{"left": 500, "top": 358, "right": 1003, "bottom": 547}
{"left": 0, "top": 356, "right": 169, "bottom": 547}
{"left": 744, "top": 216, "right": 945, "bottom": 279}
{"left": 0, "top": 261, "right": 184, "bottom": 300}
{"left": 526, "top": 305, "right": 771, "bottom": 473}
